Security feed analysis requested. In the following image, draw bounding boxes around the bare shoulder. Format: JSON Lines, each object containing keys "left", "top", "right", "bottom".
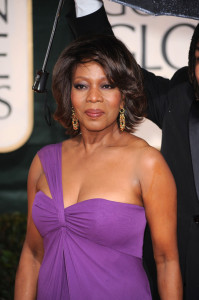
{"left": 138, "top": 143, "right": 164, "bottom": 164}
{"left": 138, "top": 144, "right": 169, "bottom": 172}
{"left": 123, "top": 133, "right": 150, "bottom": 155}
{"left": 124, "top": 134, "right": 174, "bottom": 181}
{"left": 136, "top": 143, "right": 176, "bottom": 197}
{"left": 121, "top": 132, "right": 163, "bottom": 164}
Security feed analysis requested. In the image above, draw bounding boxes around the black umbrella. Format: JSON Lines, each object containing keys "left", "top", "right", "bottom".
{"left": 111, "top": 0, "right": 199, "bottom": 20}
{"left": 32, "top": 0, "right": 65, "bottom": 93}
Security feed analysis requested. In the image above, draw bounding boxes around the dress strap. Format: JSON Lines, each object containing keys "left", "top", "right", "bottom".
{"left": 37, "top": 143, "right": 63, "bottom": 204}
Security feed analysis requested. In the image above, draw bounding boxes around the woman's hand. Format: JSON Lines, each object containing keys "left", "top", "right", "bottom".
{"left": 74, "top": 0, "right": 102, "bottom": 18}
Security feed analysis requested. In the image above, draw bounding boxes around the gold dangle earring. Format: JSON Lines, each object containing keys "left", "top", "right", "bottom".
{"left": 72, "top": 107, "right": 79, "bottom": 131}
{"left": 119, "top": 108, "right": 125, "bottom": 131}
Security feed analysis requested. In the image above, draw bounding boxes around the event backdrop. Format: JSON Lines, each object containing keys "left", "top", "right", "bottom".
{"left": 0, "top": 0, "right": 74, "bottom": 212}
{"left": 0, "top": 0, "right": 33, "bottom": 153}
{"left": 0, "top": 0, "right": 198, "bottom": 213}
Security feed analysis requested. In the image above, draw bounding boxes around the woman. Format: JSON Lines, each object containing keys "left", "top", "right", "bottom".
{"left": 15, "top": 35, "right": 182, "bottom": 300}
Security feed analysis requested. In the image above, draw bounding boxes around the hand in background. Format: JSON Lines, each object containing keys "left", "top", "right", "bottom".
{"left": 74, "top": 0, "right": 103, "bottom": 17}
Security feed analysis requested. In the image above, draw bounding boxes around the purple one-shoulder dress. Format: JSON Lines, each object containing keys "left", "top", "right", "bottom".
{"left": 32, "top": 143, "right": 152, "bottom": 300}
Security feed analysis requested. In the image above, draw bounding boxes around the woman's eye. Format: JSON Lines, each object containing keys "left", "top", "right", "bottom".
{"left": 101, "top": 84, "right": 113, "bottom": 89}
{"left": 74, "top": 84, "right": 86, "bottom": 90}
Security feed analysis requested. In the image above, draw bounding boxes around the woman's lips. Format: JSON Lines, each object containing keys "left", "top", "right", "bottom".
{"left": 85, "top": 109, "right": 104, "bottom": 118}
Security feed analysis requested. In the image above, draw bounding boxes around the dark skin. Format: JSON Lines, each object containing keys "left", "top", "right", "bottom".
{"left": 15, "top": 62, "right": 182, "bottom": 299}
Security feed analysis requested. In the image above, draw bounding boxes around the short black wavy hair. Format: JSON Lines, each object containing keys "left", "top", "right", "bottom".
{"left": 188, "top": 23, "right": 199, "bottom": 99}
{"left": 52, "top": 35, "right": 146, "bottom": 136}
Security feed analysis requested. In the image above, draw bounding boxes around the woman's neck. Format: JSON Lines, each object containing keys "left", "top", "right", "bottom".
{"left": 77, "top": 124, "right": 124, "bottom": 153}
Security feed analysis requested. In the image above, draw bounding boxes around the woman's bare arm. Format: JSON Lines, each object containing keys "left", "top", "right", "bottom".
{"left": 139, "top": 147, "right": 183, "bottom": 300}
{"left": 14, "top": 155, "right": 44, "bottom": 300}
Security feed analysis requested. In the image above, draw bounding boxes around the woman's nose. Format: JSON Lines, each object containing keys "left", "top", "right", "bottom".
{"left": 86, "top": 87, "right": 103, "bottom": 103}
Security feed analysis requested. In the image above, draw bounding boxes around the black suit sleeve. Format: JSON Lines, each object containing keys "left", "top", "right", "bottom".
{"left": 142, "top": 69, "right": 170, "bottom": 129}
{"left": 73, "top": 6, "right": 114, "bottom": 37}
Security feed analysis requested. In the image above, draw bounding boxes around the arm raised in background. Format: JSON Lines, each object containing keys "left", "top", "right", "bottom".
{"left": 73, "top": 0, "right": 113, "bottom": 36}
{"left": 14, "top": 155, "right": 44, "bottom": 300}
{"left": 138, "top": 147, "right": 183, "bottom": 300}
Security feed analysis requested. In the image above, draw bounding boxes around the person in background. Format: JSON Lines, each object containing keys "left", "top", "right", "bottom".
{"left": 14, "top": 34, "right": 182, "bottom": 300}
{"left": 72, "top": 1, "right": 199, "bottom": 299}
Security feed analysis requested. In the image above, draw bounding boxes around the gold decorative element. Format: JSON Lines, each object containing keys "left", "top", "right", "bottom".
{"left": 72, "top": 107, "right": 79, "bottom": 130}
{"left": 119, "top": 108, "right": 125, "bottom": 131}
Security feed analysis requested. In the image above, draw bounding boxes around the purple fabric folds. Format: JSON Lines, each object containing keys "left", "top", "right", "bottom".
{"left": 32, "top": 143, "right": 152, "bottom": 300}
